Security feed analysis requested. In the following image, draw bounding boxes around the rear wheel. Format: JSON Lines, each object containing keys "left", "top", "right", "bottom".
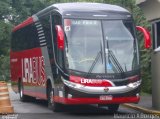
{"left": 18, "top": 80, "right": 31, "bottom": 102}
{"left": 47, "top": 84, "right": 62, "bottom": 112}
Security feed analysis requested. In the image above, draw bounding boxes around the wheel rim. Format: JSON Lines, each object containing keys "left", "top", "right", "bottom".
{"left": 20, "top": 85, "right": 23, "bottom": 98}
{"left": 49, "top": 90, "right": 54, "bottom": 105}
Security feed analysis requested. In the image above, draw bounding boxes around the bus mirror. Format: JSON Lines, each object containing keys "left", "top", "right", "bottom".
{"left": 55, "top": 25, "right": 64, "bottom": 50}
{"left": 136, "top": 26, "right": 151, "bottom": 49}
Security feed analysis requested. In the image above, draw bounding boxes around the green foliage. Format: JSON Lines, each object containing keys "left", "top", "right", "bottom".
{"left": 0, "top": 21, "right": 12, "bottom": 81}
{"left": 0, "top": 55, "right": 10, "bottom": 81}
{"left": 0, "top": 0, "right": 152, "bottom": 93}
{"left": 0, "top": 0, "right": 11, "bottom": 20}
{"left": 11, "top": 0, "right": 48, "bottom": 25}
{"left": 0, "top": 0, "right": 12, "bottom": 81}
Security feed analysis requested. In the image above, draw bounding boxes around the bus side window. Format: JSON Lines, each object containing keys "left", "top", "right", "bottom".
{"left": 12, "top": 29, "right": 22, "bottom": 51}
{"left": 15, "top": 30, "right": 23, "bottom": 51}
{"left": 12, "top": 24, "right": 39, "bottom": 52}
{"left": 11, "top": 32, "right": 16, "bottom": 51}
{"left": 27, "top": 24, "right": 39, "bottom": 49}
{"left": 52, "top": 15, "right": 64, "bottom": 69}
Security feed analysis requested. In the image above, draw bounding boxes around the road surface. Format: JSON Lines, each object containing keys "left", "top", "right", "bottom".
{"left": 0, "top": 85, "right": 142, "bottom": 119}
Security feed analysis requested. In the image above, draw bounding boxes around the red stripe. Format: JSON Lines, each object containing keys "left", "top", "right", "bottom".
{"left": 13, "top": 17, "right": 34, "bottom": 32}
{"left": 53, "top": 96, "right": 140, "bottom": 105}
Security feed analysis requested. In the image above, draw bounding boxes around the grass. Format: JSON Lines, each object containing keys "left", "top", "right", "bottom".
{"left": 140, "top": 92, "right": 151, "bottom": 96}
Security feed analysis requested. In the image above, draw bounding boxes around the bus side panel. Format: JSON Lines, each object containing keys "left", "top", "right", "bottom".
{"left": 35, "top": 46, "right": 55, "bottom": 100}
{"left": 10, "top": 48, "right": 47, "bottom": 99}
{"left": 10, "top": 50, "right": 21, "bottom": 93}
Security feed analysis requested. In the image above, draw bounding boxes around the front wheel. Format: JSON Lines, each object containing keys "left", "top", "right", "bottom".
{"left": 47, "top": 84, "right": 62, "bottom": 112}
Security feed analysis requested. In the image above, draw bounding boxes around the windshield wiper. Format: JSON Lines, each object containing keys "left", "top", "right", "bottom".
{"left": 108, "top": 49, "right": 124, "bottom": 73}
{"left": 85, "top": 51, "right": 102, "bottom": 78}
{"left": 85, "top": 42, "right": 103, "bottom": 78}
{"left": 105, "top": 36, "right": 124, "bottom": 74}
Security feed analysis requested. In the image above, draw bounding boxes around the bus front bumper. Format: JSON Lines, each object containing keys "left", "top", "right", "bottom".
{"left": 62, "top": 78, "right": 141, "bottom": 95}
{"left": 53, "top": 96, "right": 140, "bottom": 105}
{"left": 53, "top": 79, "right": 141, "bottom": 105}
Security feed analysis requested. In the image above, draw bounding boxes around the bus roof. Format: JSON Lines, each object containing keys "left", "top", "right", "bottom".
{"left": 13, "top": 3, "right": 130, "bottom": 32}
{"left": 36, "top": 3, "right": 130, "bottom": 17}
{"left": 54, "top": 3, "right": 129, "bottom": 13}
{"left": 12, "top": 17, "right": 34, "bottom": 32}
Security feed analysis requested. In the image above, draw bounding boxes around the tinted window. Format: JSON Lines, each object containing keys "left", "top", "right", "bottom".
{"left": 39, "top": 15, "right": 51, "bottom": 47}
{"left": 11, "top": 23, "right": 39, "bottom": 51}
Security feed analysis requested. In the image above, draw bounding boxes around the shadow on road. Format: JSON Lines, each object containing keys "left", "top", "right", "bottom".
{"left": 28, "top": 99, "right": 126, "bottom": 116}
{"left": 6, "top": 85, "right": 138, "bottom": 119}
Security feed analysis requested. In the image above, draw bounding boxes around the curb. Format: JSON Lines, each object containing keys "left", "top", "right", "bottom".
{"left": 0, "top": 82, "right": 14, "bottom": 114}
{"left": 122, "top": 103, "right": 160, "bottom": 115}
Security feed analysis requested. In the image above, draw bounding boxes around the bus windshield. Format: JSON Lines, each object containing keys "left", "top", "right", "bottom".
{"left": 64, "top": 19, "right": 139, "bottom": 74}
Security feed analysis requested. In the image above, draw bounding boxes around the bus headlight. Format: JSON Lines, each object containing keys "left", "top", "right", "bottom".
{"left": 62, "top": 78, "right": 84, "bottom": 89}
{"left": 127, "top": 80, "right": 141, "bottom": 88}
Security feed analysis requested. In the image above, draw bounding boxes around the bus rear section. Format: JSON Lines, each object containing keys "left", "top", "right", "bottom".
{"left": 10, "top": 3, "right": 151, "bottom": 112}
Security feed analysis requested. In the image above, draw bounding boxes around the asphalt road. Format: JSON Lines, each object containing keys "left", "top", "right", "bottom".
{"left": 0, "top": 86, "right": 142, "bottom": 119}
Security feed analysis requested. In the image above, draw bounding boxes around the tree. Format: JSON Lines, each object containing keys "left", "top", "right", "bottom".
{"left": 0, "top": 0, "right": 12, "bottom": 81}
{"left": 11, "top": 0, "right": 47, "bottom": 25}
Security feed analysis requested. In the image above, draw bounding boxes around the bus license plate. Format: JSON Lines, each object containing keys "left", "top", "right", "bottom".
{"left": 99, "top": 95, "right": 113, "bottom": 100}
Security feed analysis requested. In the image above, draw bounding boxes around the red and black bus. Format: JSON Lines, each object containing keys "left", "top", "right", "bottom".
{"left": 10, "top": 3, "right": 151, "bottom": 112}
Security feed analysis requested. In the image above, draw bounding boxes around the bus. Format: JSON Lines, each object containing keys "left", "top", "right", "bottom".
{"left": 10, "top": 3, "right": 151, "bottom": 112}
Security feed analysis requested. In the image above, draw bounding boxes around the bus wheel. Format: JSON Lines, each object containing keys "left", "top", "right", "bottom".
{"left": 47, "top": 85, "right": 62, "bottom": 112}
{"left": 108, "top": 104, "right": 119, "bottom": 112}
{"left": 19, "top": 80, "right": 30, "bottom": 102}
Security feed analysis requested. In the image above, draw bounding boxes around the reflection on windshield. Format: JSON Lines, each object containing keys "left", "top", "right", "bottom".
{"left": 64, "top": 19, "right": 139, "bottom": 74}
{"left": 64, "top": 19, "right": 105, "bottom": 73}
{"left": 103, "top": 20, "right": 138, "bottom": 73}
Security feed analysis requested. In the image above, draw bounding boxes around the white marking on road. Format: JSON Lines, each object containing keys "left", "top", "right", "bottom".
{"left": 0, "top": 87, "right": 8, "bottom": 90}
{"left": 0, "top": 96, "right": 9, "bottom": 100}
{"left": 0, "top": 92, "right": 9, "bottom": 95}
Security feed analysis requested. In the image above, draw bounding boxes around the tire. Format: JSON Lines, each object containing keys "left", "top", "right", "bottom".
{"left": 47, "top": 84, "right": 62, "bottom": 112}
{"left": 19, "top": 80, "right": 31, "bottom": 102}
{"left": 108, "top": 104, "right": 119, "bottom": 112}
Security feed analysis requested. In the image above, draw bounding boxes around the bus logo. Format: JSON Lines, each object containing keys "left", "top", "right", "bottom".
{"left": 21, "top": 56, "right": 46, "bottom": 86}
{"left": 104, "top": 87, "right": 109, "bottom": 92}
